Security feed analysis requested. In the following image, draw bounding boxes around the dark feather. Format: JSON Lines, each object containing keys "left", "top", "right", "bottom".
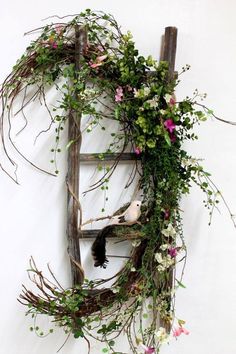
{"left": 118, "top": 215, "right": 125, "bottom": 223}
{"left": 91, "top": 226, "right": 114, "bottom": 268}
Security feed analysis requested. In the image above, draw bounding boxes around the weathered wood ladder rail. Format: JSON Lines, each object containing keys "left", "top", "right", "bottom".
{"left": 67, "top": 26, "right": 178, "bottom": 286}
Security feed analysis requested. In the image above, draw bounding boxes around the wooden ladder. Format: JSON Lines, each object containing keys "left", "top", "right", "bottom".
{"left": 66, "top": 26, "right": 178, "bottom": 285}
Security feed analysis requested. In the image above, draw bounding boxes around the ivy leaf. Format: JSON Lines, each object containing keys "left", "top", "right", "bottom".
{"left": 74, "top": 329, "right": 84, "bottom": 338}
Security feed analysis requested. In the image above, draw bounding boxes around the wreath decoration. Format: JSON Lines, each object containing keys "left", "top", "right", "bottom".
{"left": 1, "top": 9, "right": 235, "bottom": 354}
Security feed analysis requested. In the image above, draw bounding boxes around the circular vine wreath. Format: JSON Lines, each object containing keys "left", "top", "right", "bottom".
{"left": 2, "top": 9, "right": 235, "bottom": 354}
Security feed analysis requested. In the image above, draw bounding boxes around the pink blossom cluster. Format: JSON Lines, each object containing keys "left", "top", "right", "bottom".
{"left": 173, "top": 326, "right": 190, "bottom": 337}
{"left": 164, "top": 118, "right": 176, "bottom": 142}
{"left": 115, "top": 86, "right": 123, "bottom": 102}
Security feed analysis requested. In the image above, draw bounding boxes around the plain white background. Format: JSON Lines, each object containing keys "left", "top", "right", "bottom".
{"left": 1, "top": 1, "right": 236, "bottom": 354}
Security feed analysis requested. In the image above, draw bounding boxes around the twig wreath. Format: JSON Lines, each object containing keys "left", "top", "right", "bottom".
{"left": 1, "top": 9, "right": 236, "bottom": 354}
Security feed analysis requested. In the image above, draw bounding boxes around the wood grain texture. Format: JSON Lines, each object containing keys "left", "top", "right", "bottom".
{"left": 66, "top": 26, "right": 87, "bottom": 286}
{"left": 161, "top": 26, "right": 178, "bottom": 332}
{"left": 162, "top": 26, "right": 178, "bottom": 81}
{"left": 81, "top": 228, "right": 141, "bottom": 239}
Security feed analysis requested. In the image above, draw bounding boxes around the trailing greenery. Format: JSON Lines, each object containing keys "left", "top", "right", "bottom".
{"left": 1, "top": 9, "right": 233, "bottom": 354}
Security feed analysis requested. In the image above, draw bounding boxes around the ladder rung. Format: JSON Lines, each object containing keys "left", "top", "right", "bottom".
{"left": 80, "top": 228, "right": 142, "bottom": 239}
{"left": 80, "top": 229, "right": 117, "bottom": 239}
{"left": 79, "top": 152, "right": 140, "bottom": 162}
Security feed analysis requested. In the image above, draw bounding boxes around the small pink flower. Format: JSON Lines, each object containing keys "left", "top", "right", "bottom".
{"left": 169, "top": 132, "right": 176, "bottom": 143}
{"left": 97, "top": 45, "right": 104, "bottom": 52}
{"left": 89, "top": 62, "right": 100, "bottom": 68}
{"left": 51, "top": 41, "right": 58, "bottom": 49}
{"left": 168, "top": 247, "right": 178, "bottom": 258}
{"left": 164, "top": 119, "right": 176, "bottom": 133}
{"left": 170, "top": 96, "right": 176, "bottom": 106}
{"left": 89, "top": 54, "right": 107, "bottom": 68}
{"left": 181, "top": 327, "right": 190, "bottom": 335}
{"left": 130, "top": 283, "right": 141, "bottom": 294}
{"left": 126, "top": 85, "right": 133, "bottom": 92}
{"left": 97, "top": 54, "right": 107, "bottom": 62}
{"left": 115, "top": 86, "right": 123, "bottom": 102}
{"left": 173, "top": 327, "right": 182, "bottom": 337}
{"left": 55, "top": 24, "right": 64, "bottom": 35}
{"left": 164, "top": 209, "right": 170, "bottom": 220}
{"left": 133, "top": 88, "right": 138, "bottom": 96}
{"left": 145, "top": 347, "right": 155, "bottom": 354}
{"left": 134, "top": 147, "right": 142, "bottom": 155}
{"left": 140, "top": 343, "right": 155, "bottom": 354}
{"left": 46, "top": 35, "right": 58, "bottom": 49}
{"left": 173, "top": 326, "right": 189, "bottom": 337}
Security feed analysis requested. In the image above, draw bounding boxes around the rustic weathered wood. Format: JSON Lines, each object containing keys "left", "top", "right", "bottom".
{"left": 67, "top": 26, "right": 87, "bottom": 286}
{"left": 81, "top": 230, "right": 100, "bottom": 238}
{"left": 80, "top": 152, "right": 140, "bottom": 162}
{"left": 161, "top": 26, "right": 178, "bottom": 332}
{"left": 162, "top": 26, "right": 178, "bottom": 80}
{"left": 81, "top": 229, "right": 141, "bottom": 239}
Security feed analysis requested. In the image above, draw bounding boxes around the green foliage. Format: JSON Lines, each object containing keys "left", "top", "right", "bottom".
{"left": 5, "top": 8, "right": 228, "bottom": 354}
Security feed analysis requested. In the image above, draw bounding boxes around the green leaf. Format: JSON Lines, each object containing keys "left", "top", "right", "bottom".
{"left": 164, "top": 132, "right": 171, "bottom": 146}
{"left": 207, "top": 109, "right": 214, "bottom": 115}
{"left": 66, "top": 140, "right": 75, "bottom": 150}
{"left": 115, "top": 106, "right": 120, "bottom": 120}
{"left": 176, "top": 279, "right": 186, "bottom": 288}
{"left": 146, "top": 138, "right": 156, "bottom": 149}
{"left": 74, "top": 329, "right": 84, "bottom": 338}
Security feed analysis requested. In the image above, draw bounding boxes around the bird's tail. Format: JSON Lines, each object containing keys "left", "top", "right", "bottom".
{"left": 91, "top": 225, "right": 114, "bottom": 268}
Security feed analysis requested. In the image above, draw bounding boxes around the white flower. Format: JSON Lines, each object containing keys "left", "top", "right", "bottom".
{"left": 161, "top": 255, "right": 174, "bottom": 268}
{"left": 132, "top": 240, "right": 141, "bottom": 248}
{"left": 83, "top": 88, "right": 98, "bottom": 97}
{"left": 155, "top": 252, "right": 163, "bottom": 263}
{"left": 155, "top": 252, "right": 174, "bottom": 272}
{"left": 161, "top": 223, "right": 176, "bottom": 238}
{"left": 111, "top": 287, "right": 120, "bottom": 294}
{"left": 143, "top": 86, "right": 151, "bottom": 96}
{"left": 164, "top": 94, "right": 172, "bottom": 103}
{"left": 147, "top": 95, "right": 159, "bottom": 108}
{"left": 160, "top": 243, "right": 169, "bottom": 251}
{"left": 134, "top": 88, "right": 140, "bottom": 98}
{"left": 155, "top": 327, "right": 169, "bottom": 343}
{"left": 134, "top": 86, "right": 150, "bottom": 98}
{"left": 131, "top": 267, "right": 136, "bottom": 272}
{"left": 157, "top": 264, "right": 165, "bottom": 272}
{"left": 182, "top": 157, "right": 203, "bottom": 167}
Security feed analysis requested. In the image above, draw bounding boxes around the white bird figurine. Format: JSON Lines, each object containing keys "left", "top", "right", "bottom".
{"left": 109, "top": 200, "right": 142, "bottom": 225}
{"left": 91, "top": 200, "right": 142, "bottom": 268}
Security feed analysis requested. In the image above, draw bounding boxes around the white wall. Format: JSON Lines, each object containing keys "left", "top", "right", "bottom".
{"left": 1, "top": 1, "right": 236, "bottom": 354}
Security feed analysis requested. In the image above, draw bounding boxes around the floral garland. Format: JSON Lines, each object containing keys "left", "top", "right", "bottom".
{"left": 1, "top": 9, "right": 235, "bottom": 354}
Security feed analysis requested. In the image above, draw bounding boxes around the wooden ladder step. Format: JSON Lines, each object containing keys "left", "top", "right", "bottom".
{"left": 80, "top": 229, "right": 118, "bottom": 239}
{"left": 80, "top": 152, "right": 140, "bottom": 162}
